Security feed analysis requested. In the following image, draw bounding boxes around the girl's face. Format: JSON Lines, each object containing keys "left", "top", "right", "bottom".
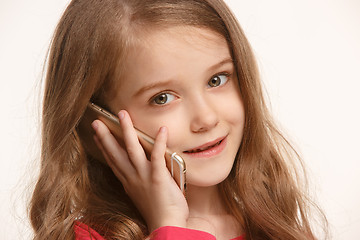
{"left": 108, "top": 27, "right": 245, "bottom": 187}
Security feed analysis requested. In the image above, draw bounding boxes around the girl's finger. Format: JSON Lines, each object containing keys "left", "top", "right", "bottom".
{"left": 118, "top": 110, "right": 148, "bottom": 172}
{"left": 92, "top": 119, "right": 136, "bottom": 181}
{"left": 150, "top": 126, "right": 169, "bottom": 177}
{"left": 93, "top": 134, "right": 127, "bottom": 184}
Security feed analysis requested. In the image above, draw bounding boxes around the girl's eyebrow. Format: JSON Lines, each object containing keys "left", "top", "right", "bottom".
{"left": 208, "top": 57, "right": 233, "bottom": 72}
{"left": 134, "top": 79, "right": 177, "bottom": 97}
{"left": 134, "top": 57, "right": 233, "bottom": 97}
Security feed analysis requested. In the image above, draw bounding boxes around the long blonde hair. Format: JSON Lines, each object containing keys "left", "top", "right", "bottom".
{"left": 30, "top": 0, "right": 327, "bottom": 239}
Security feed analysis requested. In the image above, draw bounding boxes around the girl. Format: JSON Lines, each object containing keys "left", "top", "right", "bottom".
{"left": 29, "top": 0, "right": 327, "bottom": 239}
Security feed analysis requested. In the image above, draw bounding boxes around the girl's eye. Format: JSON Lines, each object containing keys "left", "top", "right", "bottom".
{"left": 208, "top": 74, "right": 229, "bottom": 88}
{"left": 151, "top": 92, "right": 176, "bottom": 105}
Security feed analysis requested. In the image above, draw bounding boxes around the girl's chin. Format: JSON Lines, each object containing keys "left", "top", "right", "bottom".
{"left": 183, "top": 162, "right": 233, "bottom": 188}
{"left": 185, "top": 173, "right": 230, "bottom": 188}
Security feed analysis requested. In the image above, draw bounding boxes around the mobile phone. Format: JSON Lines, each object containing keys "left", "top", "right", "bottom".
{"left": 77, "top": 102, "right": 186, "bottom": 194}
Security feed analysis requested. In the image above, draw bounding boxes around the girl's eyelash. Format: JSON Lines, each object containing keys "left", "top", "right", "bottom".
{"left": 213, "top": 71, "right": 231, "bottom": 78}
{"left": 149, "top": 91, "right": 176, "bottom": 105}
{"left": 210, "top": 71, "right": 232, "bottom": 81}
{"left": 207, "top": 71, "right": 232, "bottom": 88}
{"left": 148, "top": 71, "right": 233, "bottom": 105}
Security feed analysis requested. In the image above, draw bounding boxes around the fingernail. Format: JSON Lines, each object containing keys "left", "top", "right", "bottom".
{"left": 160, "top": 126, "right": 167, "bottom": 133}
{"left": 119, "top": 111, "right": 125, "bottom": 120}
{"left": 91, "top": 121, "right": 98, "bottom": 130}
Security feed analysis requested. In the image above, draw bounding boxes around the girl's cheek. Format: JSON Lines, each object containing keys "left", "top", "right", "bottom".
{"left": 127, "top": 102, "right": 188, "bottom": 149}
{"left": 145, "top": 113, "right": 186, "bottom": 146}
{"left": 131, "top": 110, "right": 175, "bottom": 135}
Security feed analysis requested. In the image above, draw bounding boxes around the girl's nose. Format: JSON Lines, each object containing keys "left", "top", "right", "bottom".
{"left": 189, "top": 99, "right": 219, "bottom": 133}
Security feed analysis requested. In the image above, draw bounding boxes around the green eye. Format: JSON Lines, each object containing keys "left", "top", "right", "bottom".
{"left": 152, "top": 93, "right": 175, "bottom": 105}
{"left": 208, "top": 74, "right": 228, "bottom": 87}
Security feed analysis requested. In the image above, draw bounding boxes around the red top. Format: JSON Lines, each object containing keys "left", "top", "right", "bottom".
{"left": 75, "top": 222, "right": 244, "bottom": 240}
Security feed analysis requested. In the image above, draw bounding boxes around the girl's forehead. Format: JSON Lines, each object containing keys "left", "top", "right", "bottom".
{"left": 124, "top": 27, "right": 230, "bottom": 75}
{"left": 111, "top": 26, "right": 228, "bottom": 84}
{"left": 122, "top": 26, "right": 230, "bottom": 72}
{"left": 106, "top": 26, "right": 232, "bottom": 109}
{"left": 141, "top": 26, "right": 227, "bottom": 48}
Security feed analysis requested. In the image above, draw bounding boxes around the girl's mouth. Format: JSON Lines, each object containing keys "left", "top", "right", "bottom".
{"left": 183, "top": 136, "right": 227, "bottom": 157}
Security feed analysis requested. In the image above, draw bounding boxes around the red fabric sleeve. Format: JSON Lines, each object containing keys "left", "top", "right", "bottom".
{"left": 74, "top": 222, "right": 106, "bottom": 240}
{"left": 150, "top": 226, "right": 216, "bottom": 240}
{"left": 231, "top": 235, "right": 245, "bottom": 240}
{"left": 75, "top": 222, "right": 244, "bottom": 240}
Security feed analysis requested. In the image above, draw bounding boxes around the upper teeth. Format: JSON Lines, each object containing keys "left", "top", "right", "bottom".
{"left": 186, "top": 141, "right": 221, "bottom": 153}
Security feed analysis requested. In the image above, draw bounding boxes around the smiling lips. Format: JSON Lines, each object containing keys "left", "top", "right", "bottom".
{"left": 183, "top": 136, "right": 227, "bottom": 158}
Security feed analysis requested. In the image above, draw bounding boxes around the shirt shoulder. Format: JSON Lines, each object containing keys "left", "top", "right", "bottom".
{"left": 74, "top": 222, "right": 106, "bottom": 240}
{"left": 230, "top": 236, "right": 245, "bottom": 240}
{"left": 75, "top": 222, "right": 245, "bottom": 240}
{"left": 150, "top": 226, "right": 216, "bottom": 240}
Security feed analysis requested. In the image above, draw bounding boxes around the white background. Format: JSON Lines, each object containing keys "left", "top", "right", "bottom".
{"left": 1, "top": 0, "right": 359, "bottom": 239}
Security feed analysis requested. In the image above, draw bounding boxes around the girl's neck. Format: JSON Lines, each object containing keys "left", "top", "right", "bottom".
{"left": 185, "top": 184, "right": 226, "bottom": 217}
{"left": 185, "top": 184, "right": 242, "bottom": 240}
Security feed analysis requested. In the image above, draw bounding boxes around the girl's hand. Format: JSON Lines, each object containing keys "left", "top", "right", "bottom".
{"left": 91, "top": 110, "right": 188, "bottom": 232}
